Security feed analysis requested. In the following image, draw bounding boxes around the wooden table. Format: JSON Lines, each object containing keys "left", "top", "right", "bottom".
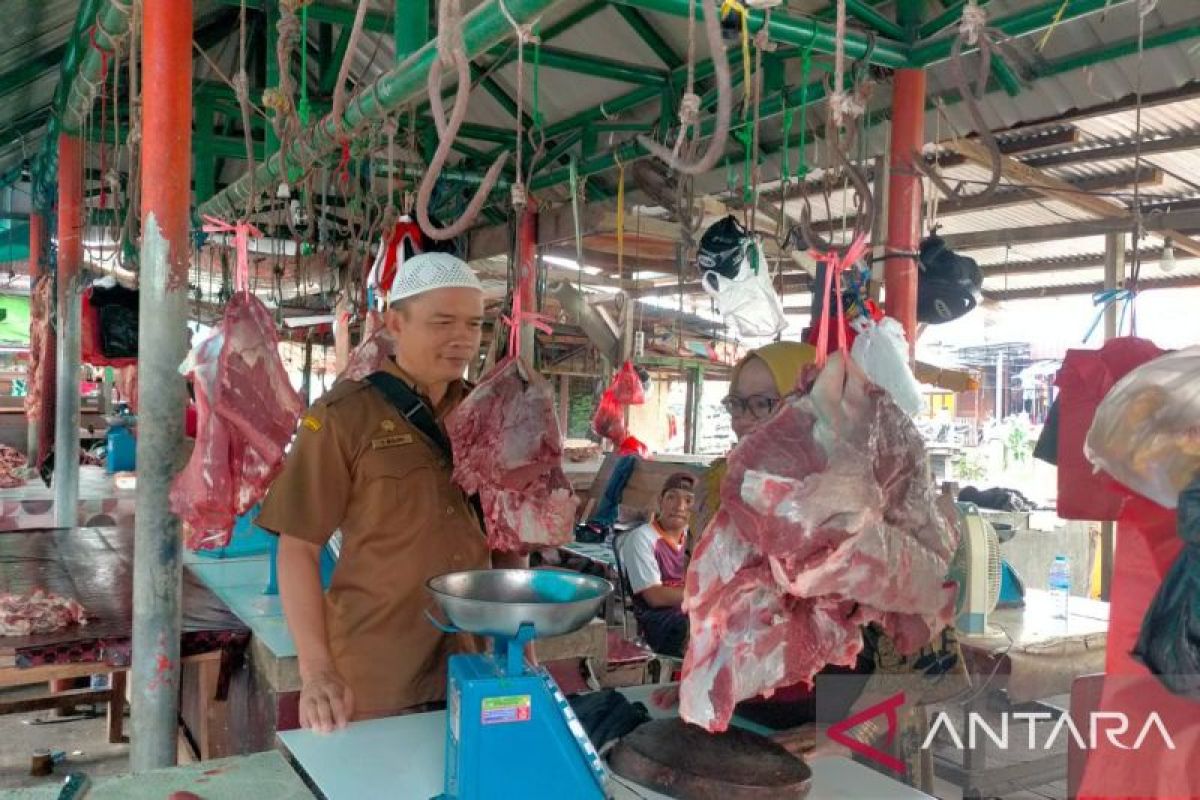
{"left": 277, "top": 684, "right": 932, "bottom": 799}
{"left": 0, "top": 751, "right": 312, "bottom": 799}
{"left": 936, "top": 590, "right": 1109, "bottom": 798}
{"left": 0, "top": 527, "right": 251, "bottom": 759}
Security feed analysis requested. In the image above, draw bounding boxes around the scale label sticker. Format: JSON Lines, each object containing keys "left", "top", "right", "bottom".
{"left": 449, "top": 685, "right": 460, "bottom": 742}
{"left": 481, "top": 695, "right": 532, "bottom": 725}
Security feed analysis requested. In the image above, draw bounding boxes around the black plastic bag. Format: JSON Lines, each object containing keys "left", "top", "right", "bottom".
{"left": 1133, "top": 476, "right": 1200, "bottom": 698}
{"left": 917, "top": 235, "right": 982, "bottom": 324}
{"left": 567, "top": 689, "right": 651, "bottom": 752}
{"left": 99, "top": 304, "right": 138, "bottom": 359}
{"left": 696, "top": 215, "right": 749, "bottom": 280}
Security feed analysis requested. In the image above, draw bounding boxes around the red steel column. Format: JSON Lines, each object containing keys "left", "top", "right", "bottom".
{"left": 26, "top": 212, "right": 44, "bottom": 457}
{"left": 517, "top": 205, "right": 538, "bottom": 359}
{"left": 885, "top": 68, "right": 926, "bottom": 354}
{"left": 132, "top": 0, "right": 193, "bottom": 772}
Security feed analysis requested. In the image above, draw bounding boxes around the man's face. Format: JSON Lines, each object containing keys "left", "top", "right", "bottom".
{"left": 658, "top": 488, "right": 694, "bottom": 533}
{"left": 385, "top": 287, "right": 484, "bottom": 385}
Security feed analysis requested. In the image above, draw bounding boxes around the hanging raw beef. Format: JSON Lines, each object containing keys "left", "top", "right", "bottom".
{"left": 446, "top": 357, "right": 578, "bottom": 552}
{"left": 170, "top": 292, "right": 304, "bottom": 549}
{"left": 680, "top": 355, "right": 960, "bottom": 731}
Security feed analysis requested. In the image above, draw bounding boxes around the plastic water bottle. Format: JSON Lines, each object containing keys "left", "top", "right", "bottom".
{"left": 1048, "top": 555, "right": 1071, "bottom": 621}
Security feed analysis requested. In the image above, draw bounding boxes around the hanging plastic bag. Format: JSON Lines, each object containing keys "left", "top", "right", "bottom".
{"left": 1085, "top": 346, "right": 1200, "bottom": 509}
{"left": 702, "top": 240, "right": 787, "bottom": 340}
{"left": 590, "top": 389, "right": 628, "bottom": 444}
{"left": 609, "top": 360, "right": 646, "bottom": 406}
{"left": 850, "top": 316, "right": 922, "bottom": 416}
{"left": 1133, "top": 476, "right": 1200, "bottom": 698}
{"left": 1054, "top": 337, "right": 1164, "bottom": 520}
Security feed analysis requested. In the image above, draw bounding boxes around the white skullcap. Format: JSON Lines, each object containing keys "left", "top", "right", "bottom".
{"left": 388, "top": 252, "right": 483, "bottom": 304}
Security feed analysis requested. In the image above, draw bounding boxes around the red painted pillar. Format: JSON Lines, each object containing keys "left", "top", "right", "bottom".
{"left": 25, "top": 212, "right": 44, "bottom": 459}
{"left": 517, "top": 205, "right": 538, "bottom": 359}
{"left": 885, "top": 68, "right": 926, "bottom": 354}
{"left": 132, "top": 0, "right": 193, "bottom": 772}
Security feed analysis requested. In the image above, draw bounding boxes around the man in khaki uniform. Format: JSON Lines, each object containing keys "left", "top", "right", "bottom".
{"left": 258, "top": 252, "right": 515, "bottom": 732}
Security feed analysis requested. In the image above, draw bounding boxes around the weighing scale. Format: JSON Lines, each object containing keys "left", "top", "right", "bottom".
{"left": 426, "top": 569, "right": 613, "bottom": 800}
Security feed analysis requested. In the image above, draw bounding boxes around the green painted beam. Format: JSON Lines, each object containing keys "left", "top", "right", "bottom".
{"left": 611, "top": 5, "right": 682, "bottom": 69}
{"left": 536, "top": 46, "right": 668, "bottom": 85}
{"left": 911, "top": 0, "right": 1137, "bottom": 66}
{"left": 918, "top": 0, "right": 986, "bottom": 40}
{"left": 531, "top": 76, "right": 829, "bottom": 191}
{"left": 544, "top": 48, "right": 740, "bottom": 139}
{"left": 483, "top": 0, "right": 608, "bottom": 69}
{"left": 319, "top": 20, "right": 354, "bottom": 95}
{"left": 195, "top": 101, "right": 217, "bottom": 204}
{"left": 199, "top": 0, "right": 563, "bottom": 218}
{"left": 395, "top": 0, "right": 430, "bottom": 61}
{"left": 62, "top": 0, "right": 135, "bottom": 134}
{"left": 1033, "top": 21, "right": 1200, "bottom": 79}
{"left": 469, "top": 63, "right": 535, "bottom": 129}
{"left": 0, "top": 44, "right": 67, "bottom": 97}
{"left": 609, "top": 0, "right": 908, "bottom": 68}
{"left": 991, "top": 54, "right": 1023, "bottom": 97}
{"left": 214, "top": 0, "right": 392, "bottom": 35}
{"left": 895, "top": 0, "right": 926, "bottom": 31}
{"left": 845, "top": 0, "right": 906, "bottom": 41}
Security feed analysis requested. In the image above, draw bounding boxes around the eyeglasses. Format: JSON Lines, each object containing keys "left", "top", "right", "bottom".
{"left": 720, "top": 394, "right": 780, "bottom": 420}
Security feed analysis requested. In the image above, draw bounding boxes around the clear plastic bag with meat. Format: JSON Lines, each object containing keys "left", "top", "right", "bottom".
{"left": 680, "top": 354, "right": 960, "bottom": 731}
{"left": 170, "top": 293, "right": 305, "bottom": 550}
{"left": 446, "top": 356, "right": 579, "bottom": 552}
{"left": 1085, "top": 346, "right": 1200, "bottom": 509}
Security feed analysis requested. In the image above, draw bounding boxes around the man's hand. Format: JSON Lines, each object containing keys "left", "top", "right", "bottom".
{"left": 299, "top": 668, "right": 355, "bottom": 733}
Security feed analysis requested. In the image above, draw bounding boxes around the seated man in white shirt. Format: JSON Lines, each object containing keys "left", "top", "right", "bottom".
{"left": 617, "top": 473, "right": 695, "bottom": 657}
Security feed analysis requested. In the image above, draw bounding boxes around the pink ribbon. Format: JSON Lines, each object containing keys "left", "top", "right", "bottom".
{"left": 202, "top": 215, "right": 264, "bottom": 294}
{"left": 813, "top": 233, "right": 870, "bottom": 369}
{"left": 501, "top": 289, "right": 554, "bottom": 358}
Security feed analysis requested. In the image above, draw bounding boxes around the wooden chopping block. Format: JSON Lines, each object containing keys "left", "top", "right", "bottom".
{"left": 609, "top": 718, "right": 812, "bottom": 799}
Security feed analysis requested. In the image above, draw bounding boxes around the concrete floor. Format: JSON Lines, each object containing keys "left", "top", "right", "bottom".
{"left": 0, "top": 686, "right": 130, "bottom": 791}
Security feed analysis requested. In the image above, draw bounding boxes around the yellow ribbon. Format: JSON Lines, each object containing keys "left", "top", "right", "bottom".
{"left": 721, "top": 0, "right": 753, "bottom": 117}
{"left": 616, "top": 162, "right": 626, "bottom": 279}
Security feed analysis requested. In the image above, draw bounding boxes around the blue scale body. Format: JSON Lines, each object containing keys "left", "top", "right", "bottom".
{"left": 439, "top": 625, "right": 606, "bottom": 800}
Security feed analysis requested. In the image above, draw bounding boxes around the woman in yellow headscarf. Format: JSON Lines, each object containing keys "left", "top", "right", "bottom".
{"left": 686, "top": 341, "right": 966, "bottom": 789}
{"left": 694, "top": 341, "right": 817, "bottom": 533}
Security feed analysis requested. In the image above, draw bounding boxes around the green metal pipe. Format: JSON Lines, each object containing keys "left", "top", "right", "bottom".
{"left": 62, "top": 0, "right": 135, "bottom": 134}
{"left": 911, "top": 0, "right": 1138, "bottom": 66}
{"left": 199, "top": 0, "right": 563, "bottom": 218}
{"left": 609, "top": 0, "right": 908, "bottom": 68}
{"left": 845, "top": 0, "right": 906, "bottom": 42}
{"left": 611, "top": 5, "right": 682, "bottom": 68}
{"left": 1033, "top": 22, "right": 1200, "bottom": 78}
{"left": 537, "top": 46, "right": 668, "bottom": 85}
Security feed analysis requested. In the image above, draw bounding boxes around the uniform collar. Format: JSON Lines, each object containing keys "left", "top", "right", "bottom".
{"left": 382, "top": 359, "right": 468, "bottom": 417}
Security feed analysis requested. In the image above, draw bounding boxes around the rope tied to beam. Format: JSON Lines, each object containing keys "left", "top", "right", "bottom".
{"left": 416, "top": 0, "right": 512, "bottom": 241}
{"left": 638, "top": 0, "right": 732, "bottom": 176}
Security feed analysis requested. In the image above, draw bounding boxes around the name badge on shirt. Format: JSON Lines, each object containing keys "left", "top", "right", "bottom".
{"left": 372, "top": 433, "right": 415, "bottom": 450}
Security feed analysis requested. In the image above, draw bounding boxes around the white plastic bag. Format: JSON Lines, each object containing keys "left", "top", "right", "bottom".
{"left": 702, "top": 241, "right": 787, "bottom": 339}
{"left": 1085, "top": 346, "right": 1200, "bottom": 508}
{"left": 850, "top": 316, "right": 922, "bottom": 415}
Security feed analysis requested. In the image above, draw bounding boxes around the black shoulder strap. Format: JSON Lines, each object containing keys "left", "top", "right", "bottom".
{"left": 365, "top": 371, "right": 453, "bottom": 461}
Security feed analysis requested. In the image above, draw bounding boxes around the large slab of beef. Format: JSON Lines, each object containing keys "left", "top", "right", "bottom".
{"left": 0, "top": 589, "right": 87, "bottom": 637}
{"left": 681, "top": 355, "right": 959, "bottom": 731}
{"left": 171, "top": 293, "right": 304, "bottom": 550}
{"left": 446, "top": 357, "right": 578, "bottom": 552}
